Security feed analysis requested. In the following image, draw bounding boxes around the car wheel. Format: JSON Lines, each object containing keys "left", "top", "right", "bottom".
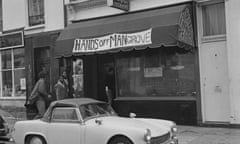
{"left": 27, "top": 136, "right": 46, "bottom": 144}
{"left": 109, "top": 136, "right": 133, "bottom": 144}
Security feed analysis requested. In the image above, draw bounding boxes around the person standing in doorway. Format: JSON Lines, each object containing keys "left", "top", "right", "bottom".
{"left": 61, "top": 71, "right": 69, "bottom": 89}
{"left": 104, "top": 62, "right": 115, "bottom": 106}
{"left": 105, "top": 86, "right": 113, "bottom": 106}
{"left": 55, "top": 71, "right": 69, "bottom": 100}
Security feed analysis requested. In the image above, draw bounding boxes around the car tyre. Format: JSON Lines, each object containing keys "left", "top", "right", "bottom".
{"left": 109, "top": 136, "right": 133, "bottom": 144}
{"left": 27, "top": 136, "right": 46, "bottom": 144}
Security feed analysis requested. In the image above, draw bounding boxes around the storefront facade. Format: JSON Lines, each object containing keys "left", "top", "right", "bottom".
{"left": 1, "top": 0, "right": 64, "bottom": 119}
{"left": 55, "top": 2, "right": 200, "bottom": 125}
{"left": 24, "top": 31, "right": 60, "bottom": 119}
{"left": 0, "top": 31, "right": 26, "bottom": 117}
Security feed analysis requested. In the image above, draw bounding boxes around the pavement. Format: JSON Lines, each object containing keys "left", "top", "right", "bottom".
{"left": 177, "top": 125, "right": 240, "bottom": 144}
{"left": 1, "top": 118, "right": 240, "bottom": 144}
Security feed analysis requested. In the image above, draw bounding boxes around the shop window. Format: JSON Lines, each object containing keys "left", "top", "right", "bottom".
{"left": 0, "top": 48, "right": 26, "bottom": 97}
{"left": 73, "top": 58, "right": 84, "bottom": 97}
{"left": 202, "top": 1, "right": 226, "bottom": 36}
{"left": 28, "top": 0, "right": 45, "bottom": 26}
{"left": 116, "top": 48, "right": 196, "bottom": 97}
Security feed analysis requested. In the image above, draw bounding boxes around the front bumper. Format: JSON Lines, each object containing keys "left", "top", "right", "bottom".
{"left": 169, "top": 136, "right": 178, "bottom": 144}
{"left": 0, "top": 127, "right": 9, "bottom": 136}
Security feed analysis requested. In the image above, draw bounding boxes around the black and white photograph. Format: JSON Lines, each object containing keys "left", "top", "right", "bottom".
{"left": 0, "top": 0, "right": 239, "bottom": 144}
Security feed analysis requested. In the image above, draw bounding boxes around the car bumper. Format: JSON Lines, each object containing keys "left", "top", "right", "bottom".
{"left": 0, "top": 128, "right": 9, "bottom": 136}
{"left": 169, "top": 136, "right": 178, "bottom": 144}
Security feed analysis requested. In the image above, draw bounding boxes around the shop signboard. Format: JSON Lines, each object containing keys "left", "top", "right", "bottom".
{"left": 178, "top": 6, "right": 194, "bottom": 47}
{"left": 72, "top": 28, "right": 152, "bottom": 53}
{"left": 107, "top": 0, "right": 129, "bottom": 11}
{"left": 0, "top": 31, "right": 24, "bottom": 49}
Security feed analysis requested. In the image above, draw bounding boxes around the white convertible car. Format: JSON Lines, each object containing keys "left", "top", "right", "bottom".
{"left": 12, "top": 98, "right": 178, "bottom": 144}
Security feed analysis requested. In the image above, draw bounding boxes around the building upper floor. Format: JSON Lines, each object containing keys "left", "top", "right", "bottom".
{"left": 0, "top": 0, "right": 65, "bottom": 35}
{"left": 65, "top": 0, "right": 193, "bottom": 22}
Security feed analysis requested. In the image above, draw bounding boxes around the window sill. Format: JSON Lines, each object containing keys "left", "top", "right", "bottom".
{"left": 0, "top": 97, "right": 26, "bottom": 100}
{"left": 24, "top": 24, "right": 45, "bottom": 31}
{"left": 114, "top": 96, "right": 196, "bottom": 101}
{"left": 201, "top": 34, "right": 226, "bottom": 43}
{"left": 66, "top": 0, "right": 89, "bottom": 5}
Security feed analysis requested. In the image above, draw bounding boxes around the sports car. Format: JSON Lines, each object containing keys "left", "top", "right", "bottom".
{"left": 12, "top": 98, "right": 178, "bottom": 144}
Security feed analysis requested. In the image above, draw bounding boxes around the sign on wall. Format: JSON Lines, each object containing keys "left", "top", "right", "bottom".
{"left": 72, "top": 28, "right": 152, "bottom": 53}
{"left": 107, "top": 0, "right": 129, "bottom": 11}
{"left": 0, "top": 31, "right": 24, "bottom": 49}
{"left": 178, "top": 5, "right": 194, "bottom": 47}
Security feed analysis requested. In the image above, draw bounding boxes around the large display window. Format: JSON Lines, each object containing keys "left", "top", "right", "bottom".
{"left": 116, "top": 47, "right": 196, "bottom": 97}
{"left": 0, "top": 48, "right": 26, "bottom": 97}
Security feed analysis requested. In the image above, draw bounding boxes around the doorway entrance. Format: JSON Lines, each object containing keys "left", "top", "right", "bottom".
{"left": 97, "top": 54, "right": 115, "bottom": 104}
{"left": 34, "top": 47, "right": 50, "bottom": 92}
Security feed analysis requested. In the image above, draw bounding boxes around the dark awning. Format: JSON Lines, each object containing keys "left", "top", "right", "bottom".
{"left": 55, "top": 3, "right": 195, "bottom": 57}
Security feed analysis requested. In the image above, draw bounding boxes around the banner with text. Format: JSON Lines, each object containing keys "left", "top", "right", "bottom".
{"left": 72, "top": 28, "right": 152, "bottom": 53}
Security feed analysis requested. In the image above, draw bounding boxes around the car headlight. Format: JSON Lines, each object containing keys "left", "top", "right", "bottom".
{"left": 171, "top": 127, "right": 177, "bottom": 133}
{"left": 144, "top": 128, "right": 151, "bottom": 144}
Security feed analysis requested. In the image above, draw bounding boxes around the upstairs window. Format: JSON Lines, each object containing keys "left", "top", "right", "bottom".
{"left": 28, "top": 0, "right": 45, "bottom": 26}
{"left": 202, "top": 1, "right": 226, "bottom": 36}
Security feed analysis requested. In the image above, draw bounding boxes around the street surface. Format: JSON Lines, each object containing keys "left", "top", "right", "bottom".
{"left": 178, "top": 125, "right": 240, "bottom": 144}
{"left": 0, "top": 125, "right": 240, "bottom": 144}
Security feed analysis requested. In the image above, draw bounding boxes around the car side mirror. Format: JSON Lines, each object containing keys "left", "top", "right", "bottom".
{"left": 129, "top": 113, "right": 136, "bottom": 118}
{"left": 95, "top": 118, "right": 102, "bottom": 125}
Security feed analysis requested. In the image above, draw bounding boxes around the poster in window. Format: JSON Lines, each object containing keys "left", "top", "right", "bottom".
{"left": 144, "top": 67, "right": 163, "bottom": 78}
{"left": 20, "top": 78, "right": 26, "bottom": 90}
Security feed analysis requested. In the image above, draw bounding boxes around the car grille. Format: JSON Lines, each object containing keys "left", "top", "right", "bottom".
{"left": 150, "top": 132, "right": 170, "bottom": 144}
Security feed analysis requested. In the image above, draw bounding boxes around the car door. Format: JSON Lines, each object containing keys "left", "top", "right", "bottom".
{"left": 47, "top": 107, "right": 84, "bottom": 144}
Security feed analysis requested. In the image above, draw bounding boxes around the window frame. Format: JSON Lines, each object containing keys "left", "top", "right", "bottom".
{"left": 27, "top": 0, "right": 45, "bottom": 27}
{"left": 0, "top": 48, "right": 26, "bottom": 98}
{"left": 115, "top": 48, "right": 197, "bottom": 100}
{"left": 51, "top": 107, "right": 82, "bottom": 123}
{"left": 199, "top": 0, "right": 226, "bottom": 42}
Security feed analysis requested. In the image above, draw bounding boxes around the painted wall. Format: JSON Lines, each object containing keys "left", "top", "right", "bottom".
{"left": 225, "top": 0, "right": 240, "bottom": 124}
{"left": 3, "top": 0, "right": 64, "bottom": 33}
{"left": 67, "top": 0, "right": 191, "bottom": 21}
{"left": 44, "top": 0, "right": 65, "bottom": 32}
{"left": 2, "top": 0, "right": 25, "bottom": 31}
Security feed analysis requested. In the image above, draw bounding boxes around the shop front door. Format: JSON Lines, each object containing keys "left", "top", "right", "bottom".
{"left": 34, "top": 47, "right": 50, "bottom": 92}
{"left": 200, "top": 41, "right": 230, "bottom": 123}
{"left": 98, "top": 54, "right": 115, "bottom": 104}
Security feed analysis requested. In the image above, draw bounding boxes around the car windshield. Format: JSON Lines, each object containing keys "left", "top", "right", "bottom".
{"left": 79, "top": 103, "right": 117, "bottom": 120}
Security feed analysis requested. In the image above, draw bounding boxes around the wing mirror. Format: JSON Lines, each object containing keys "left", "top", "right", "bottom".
{"left": 95, "top": 118, "right": 102, "bottom": 125}
{"left": 129, "top": 113, "right": 136, "bottom": 118}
